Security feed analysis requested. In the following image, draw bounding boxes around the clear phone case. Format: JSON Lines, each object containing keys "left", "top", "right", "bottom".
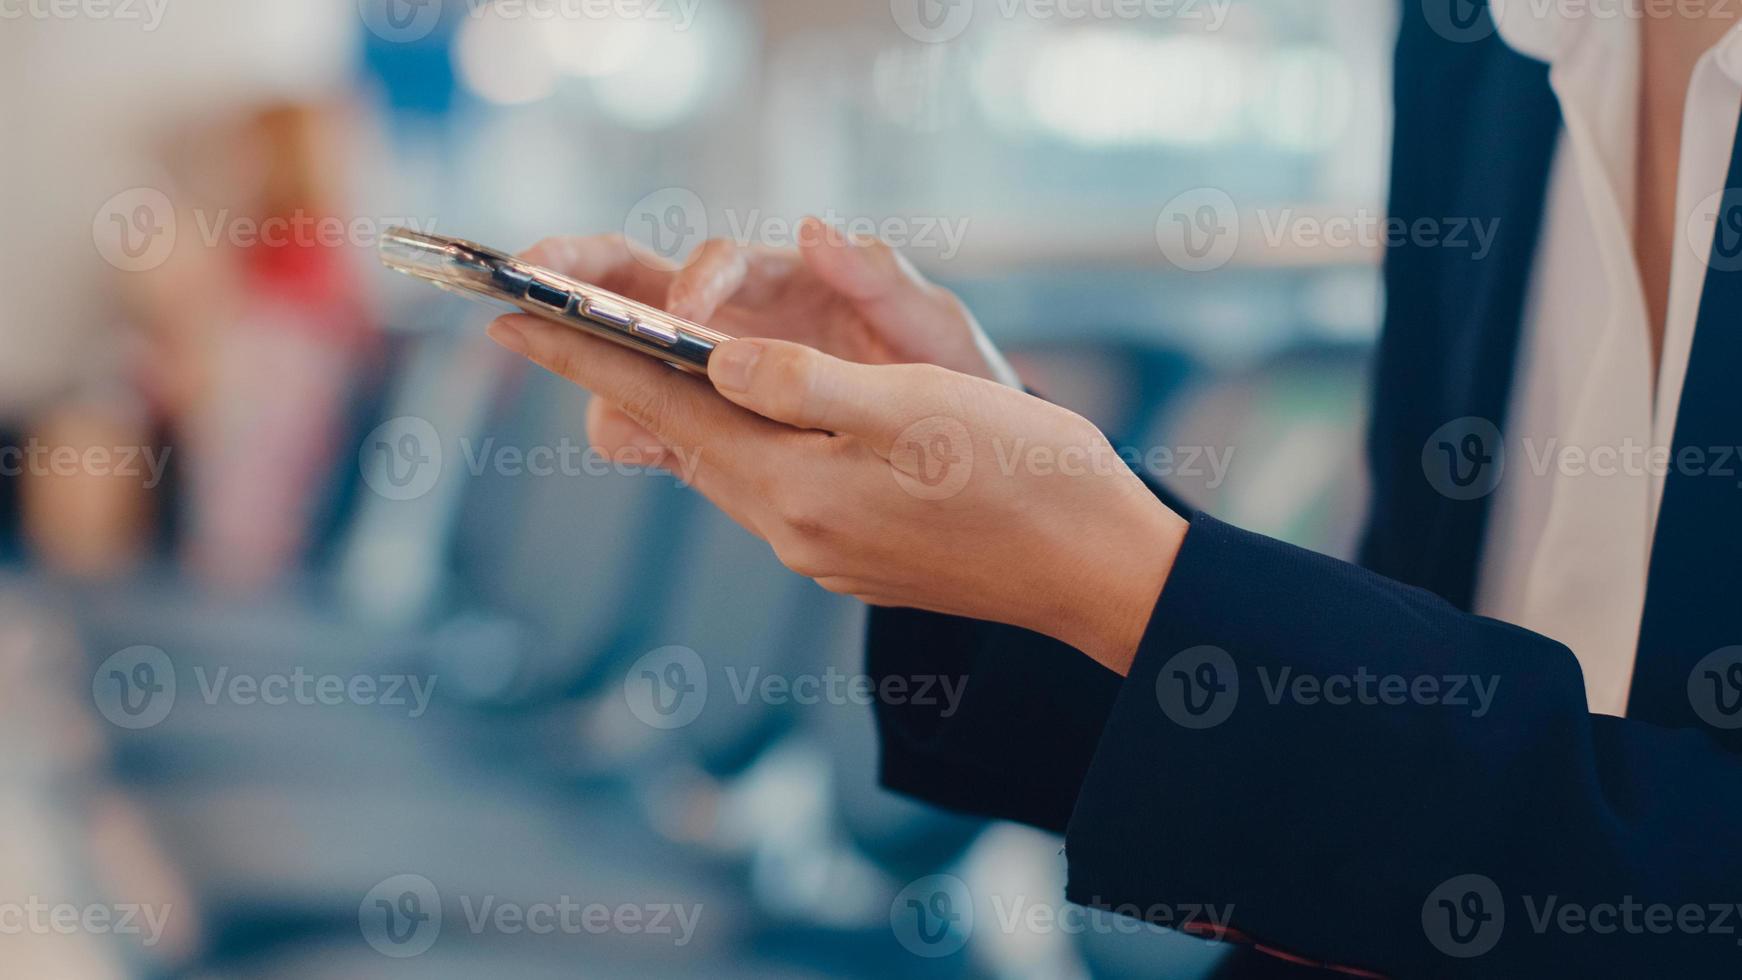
{"left": 379, "top": 227, "right": 730, "bottom": 374}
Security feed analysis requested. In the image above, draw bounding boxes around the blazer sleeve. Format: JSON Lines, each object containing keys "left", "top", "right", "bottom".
{"left": 1057, "top": 513, "right": 1742, "bottom": 976}
{"left": 868, "top": 475, "right": 1196, "bottom": 834}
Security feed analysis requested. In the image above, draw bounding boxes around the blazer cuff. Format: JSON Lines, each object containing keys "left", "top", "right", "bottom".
{"left": 1060, "top": 513, "right": 1405, "bottom": 972}
{"left": 869, "top": 608, "right": 1123, "bottom": 832}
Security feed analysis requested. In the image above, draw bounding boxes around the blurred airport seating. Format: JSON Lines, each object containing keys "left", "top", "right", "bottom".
{"left": 0, "top": 294, "right": 1370, "bottom": 977}
{"left": 2, "top": 3, "right": 1396, "bottom": 976}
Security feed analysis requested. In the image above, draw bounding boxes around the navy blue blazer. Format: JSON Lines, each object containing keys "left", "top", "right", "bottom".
{"left": 867, "top": 2, "right": 1742, "bottom": 976}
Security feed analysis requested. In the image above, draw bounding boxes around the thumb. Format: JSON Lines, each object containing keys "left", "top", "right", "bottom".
{"left": 707, "top": 338, "right": 909, "bottom": 447}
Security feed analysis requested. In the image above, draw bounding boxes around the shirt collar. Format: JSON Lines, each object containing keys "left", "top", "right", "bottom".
{"left": 1720, "top": 26, "right": 1742, "bottom": 84}
{"left": 1490, "top": 0, "right": 1564, "bottom": 64}
{"left": 1492, "top": 1, "right": 1742, "bottom": 86}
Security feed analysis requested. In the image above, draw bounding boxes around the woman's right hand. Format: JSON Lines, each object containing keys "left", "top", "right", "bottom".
{"left": 513, "top": 217, "right": 1018, "bottom": 454}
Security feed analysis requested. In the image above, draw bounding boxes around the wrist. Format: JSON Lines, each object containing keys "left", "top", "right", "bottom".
{"left": 1052, "top": 490, "right": 1187, "bottom": 676}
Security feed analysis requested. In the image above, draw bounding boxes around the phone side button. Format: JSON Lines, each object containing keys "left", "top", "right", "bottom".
{"left": 631, "top": 320, "right": 679, "bottom": 347}
{"left": 583, "top": 300, "right": 635, "bottom": 329}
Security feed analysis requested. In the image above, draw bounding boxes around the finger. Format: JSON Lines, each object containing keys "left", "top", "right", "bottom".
{"left": 585, "top": 397, "right": 672, "bottom": 469}
{"left": 797, "top": 216, "right": 947, "bottom": 331}
{"left": 518, "top": 235, "right": 672, "bottom": 303}
{"left": 664, "top": 238, "right": 750, "bottom": 322}
{"left": 487, "top": 311, "right": 754, "bottom": 455}
{"left": 667, "top": 240, "right": 808, "bottom": 323}
{"left": 706, "top": 337, "right": 922, "bottom": 450}
{"left": 490, "top": 314, "right": 790, "bottom": 547}
{"left": 582, "top": 391, "right": 779, "bottom": 546}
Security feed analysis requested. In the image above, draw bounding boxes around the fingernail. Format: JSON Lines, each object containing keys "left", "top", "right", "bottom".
{"left": 710, "top": 339, "right": 763, "bottom": 393}
{"left": 487, "top": 320, "right": 527, "bottom": 356}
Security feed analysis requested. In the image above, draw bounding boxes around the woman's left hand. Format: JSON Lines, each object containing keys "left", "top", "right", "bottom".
{"left": 485, "top": 315, "right": 1186, "bottom": 675}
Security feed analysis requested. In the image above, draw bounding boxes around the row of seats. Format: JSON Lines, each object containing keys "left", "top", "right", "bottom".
{"left": 56, "top": 297, "right": 1369, "bottom": 977}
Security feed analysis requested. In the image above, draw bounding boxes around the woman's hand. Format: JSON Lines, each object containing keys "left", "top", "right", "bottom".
{"left": 518, "top": 219, "right": 1016, "bottom": 381}
{"left": 484, "top": 314, "right": 1186, "bottom": 675}
{"left": 511, "top": 221, "right": 1020, "bottom": 462}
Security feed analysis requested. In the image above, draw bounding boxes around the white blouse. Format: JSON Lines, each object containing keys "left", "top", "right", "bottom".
{"left": 1477, "top": 9, "right": 1742, "bottom": 716}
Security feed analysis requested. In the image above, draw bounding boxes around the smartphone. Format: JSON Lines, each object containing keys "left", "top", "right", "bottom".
{"left": 378, "top": 227, "right": 731, "bottom": 375}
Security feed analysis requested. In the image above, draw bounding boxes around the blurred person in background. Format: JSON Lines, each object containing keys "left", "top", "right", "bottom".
{"left": 150, "top": 102, "right": 382, "bottom": 590}
{"left": 484, "top": 2, "right": 1742, "bottom": 976}
{"left": 14, "top": 100, "right": 383, "bottom": 589}
{"left": 9, "top": 100, "right": 378, "bottom": 591}
{"left": 3, "top": 0, "right": 370, "bottom": 591}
